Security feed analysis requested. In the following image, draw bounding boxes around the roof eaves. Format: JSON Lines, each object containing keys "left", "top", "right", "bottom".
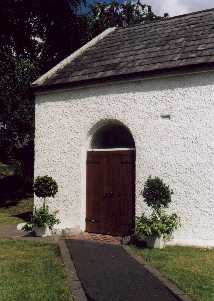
{"left": 33, "top": 61, "right": 214, "bottom": 94}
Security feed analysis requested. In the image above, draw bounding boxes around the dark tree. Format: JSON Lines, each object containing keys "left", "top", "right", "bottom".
{"left": 0, "top": 50, "right": 38, "bottom": 192}
{"left": 0, "top": 0, "right": 86, "bottom": 193}
{"left": 87, "top": 1, "right": 163, "bottom": 38}
{"left": 0, "top": 0, "right": 88, "bottom": 71}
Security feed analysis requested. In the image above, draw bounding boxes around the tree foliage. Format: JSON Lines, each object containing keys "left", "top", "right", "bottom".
{"left": 0, "top": 0, "right": 88, "bottom": 71}
{"left": 0, "top": 51, "right": 37, "bottom": 160}
{"left": 88, "top": 1, "right": 163, "bottom": 38}
{"left": 0, "top": 0, "right": 87, "bottom": 191}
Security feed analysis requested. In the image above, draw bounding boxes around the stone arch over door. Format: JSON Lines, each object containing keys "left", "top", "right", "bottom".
{"left": 86, "top": 120, "right": 136, "bottom": 236}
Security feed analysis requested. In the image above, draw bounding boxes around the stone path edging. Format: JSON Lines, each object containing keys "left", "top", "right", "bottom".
{"left": 58, "top": 240, "right": 88, "bottom": 301}
{"left": 123, "top": 245, "right": 195, "bottom": 301}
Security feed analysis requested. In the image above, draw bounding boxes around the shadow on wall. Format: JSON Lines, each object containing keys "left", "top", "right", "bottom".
{"left": 41, "top": 70, "right": 214, "bottom": 103}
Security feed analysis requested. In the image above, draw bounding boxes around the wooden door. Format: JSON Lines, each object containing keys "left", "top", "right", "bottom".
{"left": 86, "top": 150, "right": 135, "bottom": 236}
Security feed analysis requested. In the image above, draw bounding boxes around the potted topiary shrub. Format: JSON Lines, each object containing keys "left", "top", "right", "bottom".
{"left": 33, "top": 175, "right": 59, "bottom": 237}
{"left": 136, "top": 176, "right": 180, "bottom": 249}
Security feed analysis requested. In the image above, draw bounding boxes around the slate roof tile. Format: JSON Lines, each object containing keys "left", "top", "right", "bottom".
{"left": 33, "top": 8, "right": 214, "bottom": 89}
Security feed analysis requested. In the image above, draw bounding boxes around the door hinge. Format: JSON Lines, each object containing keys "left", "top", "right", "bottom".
{"left": 85, "top": 218, "right": 99, "bottom": 223}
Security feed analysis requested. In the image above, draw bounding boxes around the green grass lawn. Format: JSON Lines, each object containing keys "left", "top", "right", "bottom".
{"left": 132, "top": 245, "right": 214, "bottom": 301}
{"left": 0, "top": 239, "right": 73, "bottom": 301}
{"left": 0, "top": 197, "right": 33, "bottom": 225}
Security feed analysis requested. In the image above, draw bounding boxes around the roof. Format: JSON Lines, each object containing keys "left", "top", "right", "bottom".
{"left": 33, "top": 8, "right": 214, "bottom": 90}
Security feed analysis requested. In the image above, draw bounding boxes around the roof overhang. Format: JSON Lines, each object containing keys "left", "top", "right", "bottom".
{"left": 32, "top": 62, "right": 214, "bottom": 94}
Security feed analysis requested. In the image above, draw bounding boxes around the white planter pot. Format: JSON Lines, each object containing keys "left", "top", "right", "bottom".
{"left": 33, "top": 226, "right": 51, "bottom": 237}
{"left": 146, "top": 236, "right": 165, "bottom": 249}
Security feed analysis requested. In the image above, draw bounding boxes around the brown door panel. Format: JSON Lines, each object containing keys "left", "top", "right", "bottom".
{"left": 86, "top": 150, "right": 135, "bottom": 236}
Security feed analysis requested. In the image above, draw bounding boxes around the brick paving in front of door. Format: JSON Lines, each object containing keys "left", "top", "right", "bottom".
{"left": 65, "top": 231, "right": 121, "bottom": 245}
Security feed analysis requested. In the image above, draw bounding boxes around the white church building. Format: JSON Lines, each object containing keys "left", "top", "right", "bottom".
{"left": 33, "top": 8, "right": 214, "bottom": 247}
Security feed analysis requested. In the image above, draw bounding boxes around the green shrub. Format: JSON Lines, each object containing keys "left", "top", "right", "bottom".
{"left": 136, "top": 176, "right": 180, "bottom": 240}
{"left": 33, "top": 204, "right": 60, "bottom": 230}
{"left": 34, "top": 176, "right": 58, "bottom": 199}
{"left": 142, "top": 176, "right": 173, "bottom": 211}
{"left": 22, "top": 176, "right": 60, "bottom": 232}
{"left": 136, "top": 211, "right": 180, "bottom": 239}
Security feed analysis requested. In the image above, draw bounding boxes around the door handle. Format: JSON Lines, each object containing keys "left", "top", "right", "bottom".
{"left": 104, "top": 192, "right": 114, "bottom": 198}
{"left": 85, "top": 218, "right": 99, "bottom": 223}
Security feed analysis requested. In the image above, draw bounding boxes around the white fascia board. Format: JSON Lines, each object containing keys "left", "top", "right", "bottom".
{"left": 32, "top": 27, "right": 117, "bottom": 87}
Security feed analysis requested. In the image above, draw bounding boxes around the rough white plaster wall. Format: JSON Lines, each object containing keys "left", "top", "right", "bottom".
{"left": 35, "top": 71, "right": 214, "bottom": 247}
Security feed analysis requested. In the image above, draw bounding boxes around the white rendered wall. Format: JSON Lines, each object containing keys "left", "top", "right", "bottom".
{"left": 35, "top": 71, "right": 214, "bottom": 247}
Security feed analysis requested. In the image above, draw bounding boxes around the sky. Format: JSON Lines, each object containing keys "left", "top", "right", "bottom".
{"left": 143, "top": 0, "right": 214, "bottom": 17}
{"left": 83, "top": 0, "right": 214, "bottom": 17}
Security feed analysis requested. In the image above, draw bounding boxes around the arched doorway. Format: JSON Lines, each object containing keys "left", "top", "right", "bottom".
{"left": 86, "top": 121, "right": 135, "bottom": 236}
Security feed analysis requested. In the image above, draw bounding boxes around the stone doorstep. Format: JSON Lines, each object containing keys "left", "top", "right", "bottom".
{"left": 65, "top": 231, "right": 122, "bottom": 245}
{"left": 123, "top": 246, "right": 195, "bottom": 301}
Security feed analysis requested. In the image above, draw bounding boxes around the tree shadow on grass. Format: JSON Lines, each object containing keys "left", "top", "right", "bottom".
{"left": 0, "top": 196, "right": 20, "bottom": 208}
{"left": 0, "top": 193, "right": 29, "bottom": 208}
{"left": 13, "top": 211, "right": 33, "bottom": 223}
{"left": 0, "top": 174, "right": 33, "bottom": 208}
